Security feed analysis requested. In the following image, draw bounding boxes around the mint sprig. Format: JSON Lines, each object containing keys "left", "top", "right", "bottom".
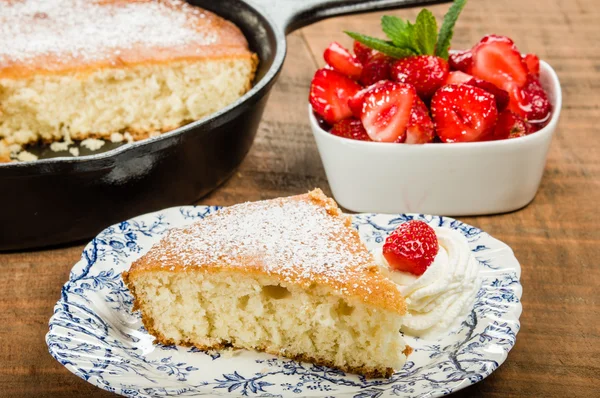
{"left": 344, "top": 31, "right": 415, "bottom": 59}
{"left": 381, "top": 16, "right": 418, "bottom": 54}
{"left": 436, "top": 0, "right": 467, "bottom": 59}
{"left": 345, "top": 0, "right": 467, "bottom": 60}
{"left": 415, "top": 9, "right": 438, "bottom": 56}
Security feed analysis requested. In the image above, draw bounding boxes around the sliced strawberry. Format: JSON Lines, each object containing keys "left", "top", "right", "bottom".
{"left": 523, "top": 53, "right": 540, "bottom": 77}
{"left": 430, "top": 84, "right": 499, "bottom": 143}
{"left": 383, "top": 220, "right": 439, "bottom": 276}
{"left": 360, "top": 81, "right": 416, "bottom": 143}
{"left": 323, "top": 42, "right": 363, "bottom": 80}
{"left": 406, "top": 98, "right": 435, "bottom": 144}
{"left": 471, "top": 35, "right": 528, "bottom": 90}
{"left": 309, "top": 68, "right": 362, "bottom": 125}
{"left": 444, "top": 72, "right": 510, "bottom": 111}
{"left": 353, "top": 40, "right": 373, "bottom": 64}
{"left": 391, "top": 55, "right": 449, "bottom": 100}
{"left": 446, "top": 71, "right": 473, "bottom": 85}
{"left": 465, "top": 78, "right": 510, "bottom": 112}
{"left": 359, "top": 53, "right": 392, "bottom": 86}
{"left": 491, "top": 110, "right": 527, "bottom": 140}
{"left": 330, "top": 118, "right": 371, "bottom": 141}
{"left": 507, "top": 75, "right": 552, "bottom": 129}
{"left": 449, "top": 49, "right": 473, "bottom": 73}
{"left": 347, "top": 81, "right": 387, "bottom": 119}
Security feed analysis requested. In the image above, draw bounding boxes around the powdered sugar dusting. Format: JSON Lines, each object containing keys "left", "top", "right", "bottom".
{"left": 0, "top": 0, "right": 217, "bottom": 64}
{"left": 146, "top": 197, "right": 375, "bottom": 286}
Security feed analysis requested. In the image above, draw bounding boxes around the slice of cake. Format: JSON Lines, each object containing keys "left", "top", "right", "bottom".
{"left": 123, "top": 189, "right": 409, "bottom": 377}
{"left": 0, "top": 0, "right": 258, "bottom": 161}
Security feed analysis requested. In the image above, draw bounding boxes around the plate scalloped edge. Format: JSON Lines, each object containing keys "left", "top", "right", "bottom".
{"left": 46, "top": 205, "right": 522, "bottom": 398}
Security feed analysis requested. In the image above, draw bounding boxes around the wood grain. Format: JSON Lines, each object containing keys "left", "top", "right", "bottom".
{"left": 1, "top": 0, "right": 599, "bottom": 396}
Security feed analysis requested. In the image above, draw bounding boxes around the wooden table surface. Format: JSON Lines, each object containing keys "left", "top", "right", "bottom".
{"left": 1, "top": 0, "right": 599, "bottom": 396}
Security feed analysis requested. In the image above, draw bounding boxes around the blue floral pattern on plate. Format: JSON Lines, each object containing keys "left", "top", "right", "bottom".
{"left": 47, "top": 207, "right": 522, "bottom": 397}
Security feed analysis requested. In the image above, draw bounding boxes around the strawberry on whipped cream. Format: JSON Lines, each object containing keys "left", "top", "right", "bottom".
{"left": 374, "top": 227, "right": 481, "bottom": 338}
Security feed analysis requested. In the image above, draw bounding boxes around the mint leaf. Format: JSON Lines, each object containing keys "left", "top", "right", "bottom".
{"left": 414, "top": 9, "right": 438, "bottom": 55}
{"left": 345, "top": 31, "right": 414, "bottom": 59}
{"left": 436, "top": 0, "right": 467, "bottom": 59}
{"left": 381, "top": 15, "right": 418, "bottom": 54}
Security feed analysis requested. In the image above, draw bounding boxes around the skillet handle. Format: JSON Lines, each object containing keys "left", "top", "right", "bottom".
{"left": 256, "top": 0, "right": 452, "bottom": 34}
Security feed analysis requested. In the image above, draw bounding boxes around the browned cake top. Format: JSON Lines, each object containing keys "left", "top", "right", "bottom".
{"left": 128, "top": 189, "right": 406, "bottom": 314}
{"left": 0, "top": 0, "right": 254, "bottom": 78}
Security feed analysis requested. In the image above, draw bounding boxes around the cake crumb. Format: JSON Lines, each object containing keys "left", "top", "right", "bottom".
{"left": 50, "top": 141, "right": 70, "bottom": 152}
{"left": 124, "top": 132, "right": 134, "bottom": 143}
{"left": 110, "top": 132, "right": 124, "bottom": 143}
{"left": 16, "top": 151, "right": 38, "bottom": 162}
{"left": 80, "top": 138, "right": 105, "bottom": 151}
{"left": 69, "top": 147, "right": 80, "bottom": 157}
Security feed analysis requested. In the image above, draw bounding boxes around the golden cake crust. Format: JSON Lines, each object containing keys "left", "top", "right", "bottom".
{"left": 124, "top": 189, "right": 407, "bottom": 315}
{"left": 0, "top": 0, "right": 256, "bottom": 79}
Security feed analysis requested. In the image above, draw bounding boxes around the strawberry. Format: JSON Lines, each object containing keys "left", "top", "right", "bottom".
{"left": 391, "top": 55, "right": 449, "bottom": 100}
{"left": 353, "top": 40, "right": 373, "bottom": 64}
{"left": 324, "top": 42, "right": 363, "bottom": 80}
{"left": 383, "top": 220, "right": 439, "bottom": 276}
{"left": 449, "top": 49, "right": 473, "bottom": 73}
{"left": 507, "top": 75, "right": 552, "bottom": 128}
{"left": 491, "top": 110, "right": 527, "bottom": 140}
{"left": 471, "top": 35, "right": 528, "bottom": 90}
{"left": 465, "top": 78, "right": 510, "bottom": 112}
{"left": 360, "top": 81, "right": 416, "bottom": 143}
{"left": 523, "top": 53, "right": 540, "bottom": 77}
{"left": 359, "top": 53, "right": 392, "bottom": 86}
{"left": 446, "top": 71, "right": 473, "bottom": 85}
{"left": 430, "top": 84, "right": 498, "bottom": 143}
{"left": 309, "top": 68, "right": 362, "bottom": 125}
{"left": 347, "top": 81, "right": 387, "bottom": 119}
{"left": 330, "top": 118, "right": 371, "bottom": 141}
{"left": 406, "top": 98, "right": 435, "bottom": 144}
{"left": 445, "top": 72, "right": 510, "bottom": 112}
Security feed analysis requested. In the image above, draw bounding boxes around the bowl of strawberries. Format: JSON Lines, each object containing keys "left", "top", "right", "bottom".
{"left": 309, "top": 0, "right": 561, "bottom": 216}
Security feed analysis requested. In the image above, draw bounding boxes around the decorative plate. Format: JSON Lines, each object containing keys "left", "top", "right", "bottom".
{"left": 47, "top": 206, "right": 522, "bottom": 397}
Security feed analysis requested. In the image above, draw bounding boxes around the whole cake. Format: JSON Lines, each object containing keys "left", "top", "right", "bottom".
{"left": 0, "top": 0, "right": 258, "bottom": 162}
{"left": 123, "top": 189, "right": 410, "bottom": 377}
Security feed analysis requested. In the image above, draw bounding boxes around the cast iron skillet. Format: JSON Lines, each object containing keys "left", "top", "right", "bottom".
{"left": 0, "top": 0, "right": 446, "bottom": 251}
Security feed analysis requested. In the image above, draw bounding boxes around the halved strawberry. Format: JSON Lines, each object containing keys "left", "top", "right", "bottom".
{"left": 383, "top": 220, "right": 439, "bottom": 276}
{"left": 445, "top": 72, "right": 509, "bottom": 111}
{"left": 491, "top": 110, "right": 527, "bottom": 140}
{"left": 324, "top": 42, "right": 363, "bottom": 80}
{"left": 391, "top": 55, "right": 449, "bottom": 100}
{"left": 330, "top": 118, "right": 371, "bottom": 141}
{"left": 359, "top": 53, "right": 392, "bottom": 86}
{"left": 360, "top": 81, "right": 416, "bottom": 143}
{"left": 523, "top": 53, "right": 540, "bottom": 77}
{"left": 449, "top": 49, "right": 473, "bottom": 73}
{"left": 406, "top": 98, "right": 435, "bottom": 144}
{"left": 507, "top": 75, "right": 552, "bottom": 129}
{"left": 471, "top": 35, "right": 528, "bottom": 90}
{"left": 347, "top": 81, "right": 387, "bottom": 119}
{"left": 309, "top": 68, "right": 362, "bottom": 125}
{"left": 353, "top": 40, "right": 374, "bottom": 64}
{"left": 431, "top": 84, "right": 499, "bottom": 143}
{"left": 466, "top": 78, "right": 510, "bottom": 112}
{"left": 446, "top": 70, "right": 473, "bottom": 85}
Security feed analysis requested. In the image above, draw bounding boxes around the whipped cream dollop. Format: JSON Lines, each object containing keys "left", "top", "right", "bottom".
{"left": 373, "top": 227, "right": 480, "bottom": 338}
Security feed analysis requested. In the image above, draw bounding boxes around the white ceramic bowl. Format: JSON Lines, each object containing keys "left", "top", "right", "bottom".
{"left": 310, "top": 61, "right": 562, "bottom": 216}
